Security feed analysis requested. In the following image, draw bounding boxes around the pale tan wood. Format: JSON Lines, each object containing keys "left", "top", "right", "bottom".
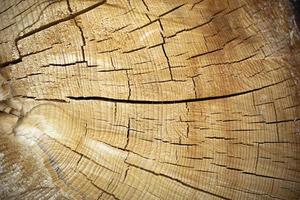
{"left": 0, "top": 0, "right": 300, "bottom": 199}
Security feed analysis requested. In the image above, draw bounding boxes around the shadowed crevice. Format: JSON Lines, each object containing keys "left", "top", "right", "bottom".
{"left": 67, "top": 78, "right": 290, "bottom": 104}
{"left": 291, "top": 0, "right": 300, "bottom": 28}
{"left": 16, "top": 0, "right": 107, "bottom": 41}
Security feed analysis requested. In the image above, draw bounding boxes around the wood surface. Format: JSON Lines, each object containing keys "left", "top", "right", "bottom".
{"left": 0, "top": 0, "right": 300, "bottom": 199}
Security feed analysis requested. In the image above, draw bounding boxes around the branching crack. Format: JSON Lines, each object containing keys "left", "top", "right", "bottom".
{"left": 1, "top": 0, "right": 106, "bottom": 68}
{"left": 66, "top": 0, "right": 86, "bottom": 61}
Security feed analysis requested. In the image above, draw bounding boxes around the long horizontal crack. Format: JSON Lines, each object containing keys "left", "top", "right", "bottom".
{"left": 66, "top": 79, "right": 289, "bottom": 104}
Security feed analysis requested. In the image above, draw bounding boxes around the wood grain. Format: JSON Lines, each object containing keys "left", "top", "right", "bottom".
{"left": 0, "top": 0, "right": 300, "bottom": 199}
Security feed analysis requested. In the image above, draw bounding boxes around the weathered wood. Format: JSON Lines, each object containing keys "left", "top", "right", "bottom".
{"left": 0, "top": 0, "right": 300, "bottom": 199}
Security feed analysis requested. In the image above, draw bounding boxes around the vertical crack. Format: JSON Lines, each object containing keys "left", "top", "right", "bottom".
{"left": 186, "top": 121, "right": 190, "bottom": 138}
{"left": 66, "top": 0, "right": 86, "bottom": 61}
{"left": 191, "top": 77, "right": 197, "bottom": 98}
{"left": 76, "top": 155, "right": 83, "bottom": 169}
{"left": 114, "top": 103, "right": 117, "bottom": 121}
{"left": 158, "top": 21, "right": 173, "bottom": 80}
{"left": 272, "top": 102, "right": 280, "bottom": 142}
{"left": 160, "top": 32, "right": 173, "bottom": 80}
{"left": 124, "top": 118, "right": 131, "bottom": 149}
{"left": 123, "top": 167, "right": 129, "bottom": 182}
{"left": 142, "top": 0, "right": 149, "bottom": 11}
{"left": 255, "top": 143, "right": 259, "bottom": 173}
{"left": 75, "top": 20, "right": 86, "bottom": 61}
{"left": 185, "top": 103, "right": 190, "bottom": 138}
{"left": 125, "top": 70, "right": 131, "bottom": 100}
{"left": 110, "top": 56, "right": 116, "bottom": 70}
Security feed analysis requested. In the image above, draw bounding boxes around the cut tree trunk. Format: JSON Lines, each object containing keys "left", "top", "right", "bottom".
{"left": 0, "top": 0, "right": 300, "bottom": 199}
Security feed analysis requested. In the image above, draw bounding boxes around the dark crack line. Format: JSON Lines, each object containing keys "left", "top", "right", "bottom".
{"left": 0, "top": 0, "right": 106, "bottom": 68}
{"left": 0, "top": 0, "right": 21, "bottom": 15}
{"left": 124, "top": 119, "right": 130, "bottom": 149}
{"left": 125, "top": 162, "right": 230, "bottom": 200}
{"left": 159, "top": 3, "right": 185, "bottom": 18}
{"left": 191, "top": 0, "right": 205, "bottom": 10}
{"left": 78, "top": 171, "right": 121, "bottom": 200}
{"left": 16, "top": 0, "right": 106, "bottom": 41}
{"left": 141, "top": 0, "right": 149, "bottom": 11}
{"left": 0, "top": 58, "right": 22, "bottom": 68}
{"left": 242, "top": 172, "right": 300, "bottom": 184}
{"left": 67, "top": 0, "right": 86, "bottom": 61}
{"left": 67, "top": 79, "right": 289, "bottom": 104}
{"left": 17, "top": 1, "right": 59, "bottom": 38}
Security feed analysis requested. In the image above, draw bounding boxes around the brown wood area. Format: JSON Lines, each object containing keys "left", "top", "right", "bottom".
{"left": 0, "top": 0, "right": 300, "bottom": 199}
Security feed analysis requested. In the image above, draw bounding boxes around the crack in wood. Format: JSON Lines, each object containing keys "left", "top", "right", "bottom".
{"left": 66, "top": 79, "right": 290, "bottom": 104}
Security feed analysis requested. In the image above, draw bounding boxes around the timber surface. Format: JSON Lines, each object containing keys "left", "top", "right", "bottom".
{"left": 0, "top": 0, "right": 300, "bottom": 199}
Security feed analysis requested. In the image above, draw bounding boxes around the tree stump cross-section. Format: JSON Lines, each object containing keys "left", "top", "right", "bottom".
{"left": 0, "top": 0, "right": 300, "bottom": 199}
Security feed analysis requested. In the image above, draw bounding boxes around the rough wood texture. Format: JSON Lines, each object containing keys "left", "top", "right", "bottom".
{"left": 0, "top": 0, "right": 300, "bottom": 199}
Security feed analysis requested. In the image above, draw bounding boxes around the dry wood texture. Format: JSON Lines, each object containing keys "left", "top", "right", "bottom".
{"left": 0, "top": 0, "right": 300, "bottom": 199}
